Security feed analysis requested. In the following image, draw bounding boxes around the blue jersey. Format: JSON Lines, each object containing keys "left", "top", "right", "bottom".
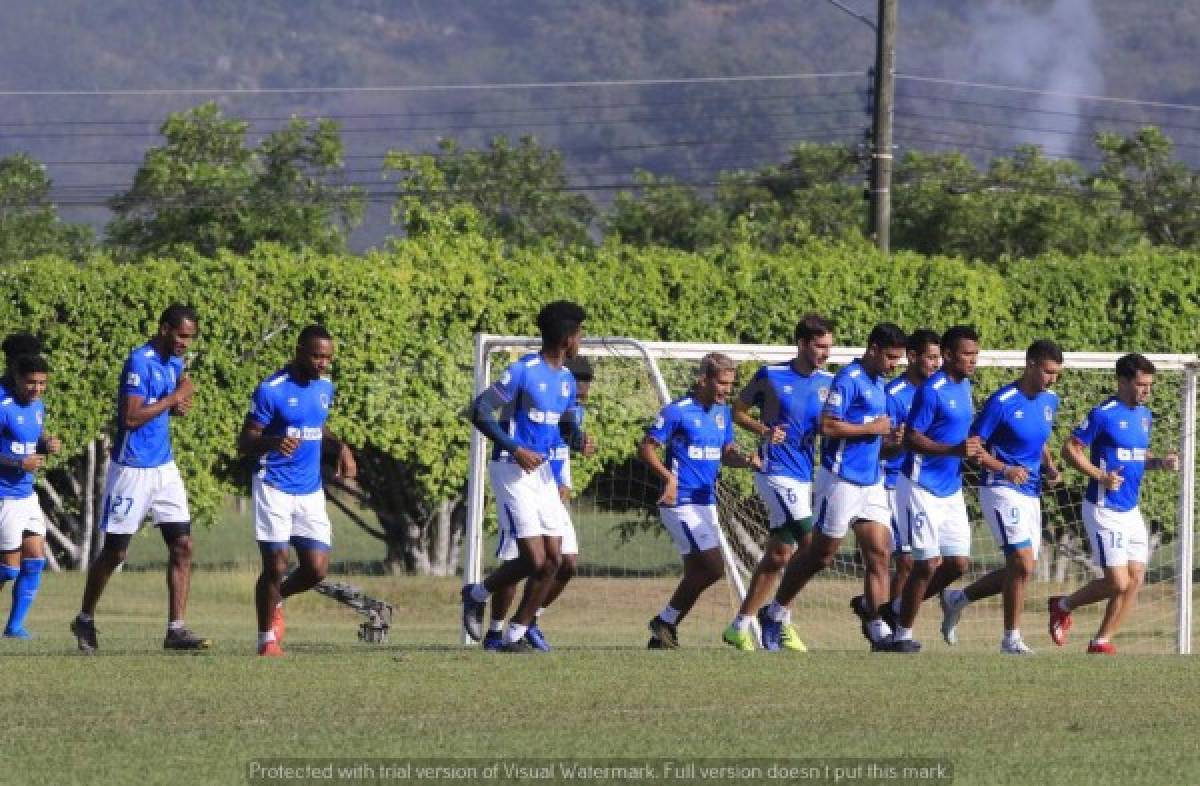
{"left": 645, "top": 396, "right": 734, "bottom": 506}
{"left": 1072, "top": 398, "right": 1152, "bottom": 512}
{"left": 882, "top": 375, "right": 917, "bottom": 490}
{"left": 820, "top": 360, "right": 888, "bottom": 486}
{"left": 112, "top": 343, "right": 184, "bottom": 468}
{"left": 248, "top": 367, "right": 334, "bottom": 495}
{"left": 489, "top": 353, "right": 576, "bottom": 462}
{"left": 0, "top": 393, "right": 45, "bottom": 499}
{"left": 972, "top": 382, "right": 1059, "bottom": 497}
{"left": 902, "top": 370, "right": 974, "bottom": 497}
{"left": 549, "top": 402, "right": 586, "bottom": 487}
{"left": 739, "top": 363, "right": 832, "bottom": 482}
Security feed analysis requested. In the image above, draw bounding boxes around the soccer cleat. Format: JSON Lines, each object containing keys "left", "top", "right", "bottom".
{"left": 164, "top": 627, "right": 213, "bottom": 651}
{"left": 258, "top": 640, "right": 284, "bottom": 657}
{"left": 849, "top": 595, "right": 871, "bottom": 643}
{"left": 271, "top": 605, "right": 286, "bottom": 644}
{"left": 1000, "top": 637, "right": 1035, "bottom": 655}
{"left": 524, "top": 623, "right": 551, "bottom": 652}
{"left": 482, "top": 630, "right": 505, "bottom": 651}
{"left": 3, "top": 627, "right": 32, "bottom": 640}
{"left": 756, "top": 607, "right": 782, "bottom": 651}
{"left": 939, "top": 590, "right": 962, "bottom": 646}
{"left": 722, "top": 624, "right": 755, "bottom": 652}
{"left": 779, "top": 622, "right": 808, "bottom": 653}
{"left": 70, "top": 615, "right": 98, "bottom": 655}
{"left": 1047, "top": 596, "right": 1072, "bottom": 647}
{"left": 879, "top": 637, "right": 922, "bottom": 654}
{"left": 1087, "top": 640, "right": 1117, "bottom": 655}
{"left": 500, "top": 638, "right": 537, "bottom": 654}
{"left": 647, "top": 616, "right": 679, "bottom": 649}
{"left": 460, "top": 585, "right": 486, "bottom": 642}
{"left": 879, "top": 600, "right": 900, "bottom": 633}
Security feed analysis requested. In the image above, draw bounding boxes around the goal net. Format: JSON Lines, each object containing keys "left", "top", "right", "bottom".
{"left": 463, "top": 335, "right": 1198, "bottom": 654}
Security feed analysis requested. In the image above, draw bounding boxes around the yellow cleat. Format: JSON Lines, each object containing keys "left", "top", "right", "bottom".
{"left": 722, "top": 624, "right": 756, "bottom": 652}
{"left": 779, "top": 622, "right": 808, "bottom": 652}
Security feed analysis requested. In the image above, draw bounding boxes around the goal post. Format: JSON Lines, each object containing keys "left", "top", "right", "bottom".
{"left": 463, "top": 333, "right": 1198, "bottom": 654}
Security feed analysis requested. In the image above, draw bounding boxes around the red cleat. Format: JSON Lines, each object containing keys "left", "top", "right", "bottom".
{"left": 271, "top": 605, "right": 286, "bottom": 644}
{"left": 1047, "top": 596, "right": 1073, "bottom": 647}
{"left": 258, "top": 639, "right": 285, "bottom": 657}
{"left": 1087, "top": 640, "right": 1116, "bottom": 655}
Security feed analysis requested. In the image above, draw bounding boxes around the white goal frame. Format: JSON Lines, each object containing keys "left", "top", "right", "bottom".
{"left": 462, "top": 333, "right": 1198, "bottom": 653}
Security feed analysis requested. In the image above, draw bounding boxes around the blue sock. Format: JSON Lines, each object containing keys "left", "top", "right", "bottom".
{"left": 0, "top": 564, "right": 18, "bottom": 588}
{"left": 6, "top": 558, "right": 45, "bottom": 635}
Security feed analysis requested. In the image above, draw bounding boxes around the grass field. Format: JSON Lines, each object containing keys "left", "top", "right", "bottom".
{"left": 4, "top": 567, "right": 1200, "bottom": 786}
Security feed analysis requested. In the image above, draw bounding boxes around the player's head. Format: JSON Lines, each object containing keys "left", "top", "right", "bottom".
{"left": 941, "top": 325, "right": 980, "bottom": 379}
{"left": 295, "top": 324, "right": 334, "bottom": 379}
{"left": 2, "top": 332, "right": 42, "bottom": 383}
{"left": 566, "top": 355, "right": 594, "bottom": 404}
{"left": 157, "top": 303, "right": 199, "bottom": 357}
{"left": 696, "top": 352, "right": 737, "bottom": 405}
{"left": 1116, "top": 353, "right": 1156, "bottom": 405}
{"left": 1023, "top": 339, "right": 1063, "bottom": 392}
{"left": 794, "top": 313, "right": 834, "bottom": 369}
{"left": 537, "top": 301, "right": 587, "bottom": 359}
{"left": 906, "top": 328, "right": 941, "bottom": 381}
{"left": 863, "top": 322, "right": 907, "bottom": 377}
{"left": 11, "top": 354, "right": 49, "bottom": 404}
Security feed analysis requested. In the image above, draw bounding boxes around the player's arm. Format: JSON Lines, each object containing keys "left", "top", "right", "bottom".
{"left": 721, "top": 442, "right": 760, "bottom": 470}
{"left": 1041, "top": 443, "right": 1061, "bottom": 484}
{"left": 469, "top": 373, "right": 542, "bottom": 472}
{"left": 559, "top": 405, "right": 595, "bottom": 457}
{"left": 36, "top": 434, "right": 62, "bottom": 455}
{"left": 122, "top": 376, "right": 194, "bottom": 430}
{"left": 638, "top": 435, "right": 677, "bottom": 505}
{"left": 820, "top": 412, "right": 890, "bottom": 439}
{"left": 1147, "top": 451, "right": 1181, "bottom": 471}
{"left": 321, "top": 425, "right": 357, "bottom": 480}
{"left": 239, "top": 416, "right": 298, "bottom": 458}
{"left": 1061, "top": 437, "right": 1123, "bottom": 490}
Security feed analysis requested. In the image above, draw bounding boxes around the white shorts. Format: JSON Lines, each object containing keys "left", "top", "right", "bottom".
{"left": 489, "top": 460, "right": 571, "bottom": 541}
{"left": 896, "top": 475, "right": 971, "bottom": 561}
{"left": 101, "top": 461, "right": 192, "bottom": 535}
{"left": 886, "top": 486, "right": 912, "bottom": 555}
{"left": 496, "top": 519, "right": 578, "bottom": 561}
{"left": 659, "top": 504, "right": 721, "bottom": 556}
{"left": 753, "top": 474, "right": 813, "bottom": 529}
{"left": 1084, "top": 502, "right": 1149, "bottom": 568}
{"left": 812, "top": 467, "right": 891, "bottom": 540}
{"left": 253, "top": 476, "right": 333, "bottom": 550}
{"left": 0, "top": 495, "right": 46, "bottom": 551}
{"left": 980, "top": 485, "right": 1042, "bottom": 556}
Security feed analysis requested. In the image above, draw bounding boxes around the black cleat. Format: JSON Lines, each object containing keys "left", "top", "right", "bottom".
{"left": 163, "top": 627, "right": 213, "bottom": 651}
{"left": 461, "top": 585, "right": 486, "bottom": 642}
{"left": 647, "top": 616, "right": 679, "bottom": 649}
{"left": 878, "top": 637, "right": 922, "bottom": 654}
{"left": 849, "top": 595, "right": 872, "bottom": 643}
{"left": 500, "top": 638, "right": 537, "bottom": 654}
{"left": 70, "top": 615, "right": 98, "bottom": 655}
{"left": 879, "top": 600, "right": 900, "bottom": 632}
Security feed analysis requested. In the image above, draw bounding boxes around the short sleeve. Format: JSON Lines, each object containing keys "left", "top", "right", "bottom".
{"left": 491, "top": 361, "right": 526, "bottom": 402}
{"left": 121, "top": 354, "right": 151, "bottom": 399}
{"left": 723, "top": 405, "right": 735, "bottom": 447}
{"left": 737, "top": 366, "right": 770, "bottom": 409}
{"left": 645, "top": 403, "right": 680, "bottom": 445}
{"left": 1071, "top": 407, "right": 1103, "bottom": 447}
{"left": 906, "top": 384, "right": 938, "bottom": 434}
{"left": 971, "top": 393, "right": 1004, "bottom": 441}
{"left": 248, "top": 384, "right": 275, "bottom": 427}
{"left": 823, "top": 374, "right": 855, "bottom": 420}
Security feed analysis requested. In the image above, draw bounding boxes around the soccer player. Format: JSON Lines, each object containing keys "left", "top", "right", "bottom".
{"left": 240, "top": 324, "right": 357, "bottom": 657}
{"left": 71, "top": 304, "right": 210, "bottom": 654}
{"left": 643, "top": 352, "right": 760, "bottom": 649}
{"left": 483, "top": 355, "right": 596, "bottom": 652}
{"left": 760, "top": 323, "right": 908, "bottom": 651}
{"left": 880, "top": 326, "right": 982, "bottom": 653}
{"left": 1048, "top": 353, "right": 1179, "bottom": 654}
{"left": 461, "top": 301, "right": 588, "bottom": 653}
{"left": 940, "top": 339, "right": 1063, "bottom": 654}
{"left": 0, "top": 354, "right": 61, "bottom": 638}
{"left": 721, "top": 314, "right": 834, "bottom": 652}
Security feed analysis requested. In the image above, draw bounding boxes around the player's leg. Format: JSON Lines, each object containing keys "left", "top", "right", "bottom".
{"left": 525, "top": 510, "right": 578, "bottom": 650}
{"left": 4, "top": 529, "right": 46, "bottom": 638}
{"left": 1107, "top": 561, "right": 1146, "bottom": 643}
{"left": 999, "top": 545, "right": 1036, "bottom": 653}
{"left": 255, "top": 543, "right": 290, "bottom": 656}
{"left": 891, "top": 479, "right": 940, "bottom": 648}
{"left": 649, "top": 504, "right": 723, "bottom": 649}
{"left": 152, "top": 462, "right": 208, "bottom": 648}
{"left": 853, "top": 518, "right": 895, "bottom": 648}
{"left": 485, "top": 578, "right": 518, "bottom": 650}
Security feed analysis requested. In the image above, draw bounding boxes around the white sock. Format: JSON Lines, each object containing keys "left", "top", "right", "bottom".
{"left": 469, "top": 583, "right": 490, "bottom": 603}
{"left": 946, "top": 589, "right": 968, "bottom": 610}
{"left": 504, "top": 622, "right": 528, "bottom": 644}
{"left": 732, "top": 614, "right": 752, "bottom": 632}
{"left": 1004, "top": 629, "right": 1021, "bottom": 643}
{"left": 867, "top": 619, "right": 892, "bottom": 643}
{"left": 167, "top": 620, "right": 185, "bottom": 632}
{"left": 766, "top": 601, "right": 787, "bottom": 622}
{"left": 1057, "top": 597, "right": 1072, "bottom": 613}
{"left": 894, "top": 625, "right": 913, "bottom": 641}
{"left": 781, "top": 607, "right": 793, "bottom": 624}
{"left": 488, "top": 620, "right": 504, "bottom": 633}
{"left": 1092, "top": 637, "right": 1109, "bottom": 645}
{"left": 535, "top": 608, "right": 545, "bottom": 619}
{"left": 257, "top": 631, "right": 276, "bottom": 647}
{"left": 659, "top": 606, "right": 681, "bottom": 625}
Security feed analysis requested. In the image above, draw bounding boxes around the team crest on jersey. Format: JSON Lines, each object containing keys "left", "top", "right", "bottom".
{"left": 817, "top": 387, "right": 830, "bottom": 402}
{"left": 126, "top": 372, "right": 140, "bottom": 387}
{"left": 948, "top": 399, "right": 958, "bottom": 409}
{"left": 1142, "top": 418, "right": 1150, "bottom": 432}
{"left": 538, "top": 382, "right": 547, "bottom": 392}
{"left": 1013, "top": 409, "right": 1024, "bottom": 419}
{"left": 715, "top": 413, "right": 725, "bottom": 430}
{"left": 287, "top": 396, "right": 299, "bottom": 407}
{"left": 693, "top": 418, "right": 702, "bottom": 427}
{"left": 35, "top": 412, "right": 43, "bottom": 425}
{"left": 827, "top": 391, "right": 842, "bottom": 407}
{"left": 561, "top": 381, "right": 570, "bottom": 397}
{"left": 1044, "top": 406, "right": 1053, "bottom": 422}
{"left": 15, "top": 415, "right": 23, "bottom": 425}
{"left": 319, "top": 393, "right": 330, "bottom": 409}
{"left": 782, "top": 385, "right": 793, "bottom": 394}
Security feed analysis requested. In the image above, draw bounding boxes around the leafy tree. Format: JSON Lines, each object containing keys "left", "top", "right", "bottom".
{"left": 107, "top": 103, "right": 362, "bottom": 257}
{"left": 605, "top": 171, "right": 725, "bottom": 251}
{"left": 385, "top": 135, "right": 596, "bottom": 248}
{"left": 0, "top": 153, "right": 93, "bottom": 264}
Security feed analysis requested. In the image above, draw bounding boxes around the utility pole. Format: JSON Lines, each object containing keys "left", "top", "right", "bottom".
{"left": 869, "top": 0, "right": 897, "bottom": 253}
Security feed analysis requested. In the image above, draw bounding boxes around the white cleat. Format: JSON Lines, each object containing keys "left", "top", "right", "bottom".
{"left": 1000, "top": 637, "right": 1035, "bottom": 655}
{"left": 939, "top": 590, "right": 961, "bottom": 646}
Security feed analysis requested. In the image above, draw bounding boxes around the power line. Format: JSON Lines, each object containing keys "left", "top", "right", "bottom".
{"left": 896, "top": 74, "right": 1200, "bottom": 114}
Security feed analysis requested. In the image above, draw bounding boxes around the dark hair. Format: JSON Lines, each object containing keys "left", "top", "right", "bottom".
{"left": 1026, "top": 339, "right": 1063, "bottom": 366}
{"left": 13, "top": 354, "right": 49, "bottom": 376}
{"left": 566, "top": 355, "right": 594, "bottom": 383}
{"left": 794, "top": 313, "right": 833, "bottom": 343}
{"left": 160, "top": 303, "right": 199, "bottom": 330}
{"left": 941, "top": 325, "right": 979, "bottom": 354}
{"left": 298, "top": 324, "right": 333, "bottom": 347}
{"left": 536, "top": 301, "right": 587, "bottom": 348}
{"left": 866, "top": 322, "right": 907, "bottom": 350}
{"left": 2, "top": 333, "right": 42, "bottom": 364}
{"left": 1116, "top": 353, "right": 1156, "bottom": 379}
{"left": 906, "top": 328, "right": 940, "bottom": 355}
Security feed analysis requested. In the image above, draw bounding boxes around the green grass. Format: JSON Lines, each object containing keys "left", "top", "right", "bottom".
{"left": 3, "top": 570, "right": 1200, "bottom": 785}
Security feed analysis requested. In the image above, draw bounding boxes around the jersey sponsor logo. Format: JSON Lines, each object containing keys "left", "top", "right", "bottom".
{"left": 687, "top": 445, "right": 722, "bottom": 460}
{"left": 126, "top": 372, "right": 141, "bottom": 387}
{"left": 527, "top": 408, "right": 562, "bottom": 425}
{"left": 9, "top": 441, "right": 38, "bottom": 455}
{"left": 1116, "top": 448, "right": 1147, "bottom": 461}
{"left": 285, "top": 427, "right": 323, "bottom": 441}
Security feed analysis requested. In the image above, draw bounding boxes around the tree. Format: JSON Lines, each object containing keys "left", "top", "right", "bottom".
{"left": 605, "top": 171, "right": 725, "bottom": 251}
{"left": 107, "top": 103, "right": 363, "bottom": 257}
{"left": 0, "top": 153, "right": 93, "bottom": 264}
{"left": 385, "top": 135, "right": 596, "bottom": 248}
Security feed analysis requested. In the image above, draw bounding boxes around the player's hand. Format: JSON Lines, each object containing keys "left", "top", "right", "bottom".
{"left": 748, "top": 452, "right": 764, "bottom": 471}
{"left": 335, "top": 445, "right": 357, "bottom": 480}
{"left": 580, "top": 434, "right": 597, "bottom": 458}
{"left": 513, "top": 447, "right": 544, "bottom": 473}
{"left": 1043, "top": 464, "right": 1062, "bottom": 486}
{"left": 657, "top": 475, "right": 678, "bottom": 507}
{"left": 1159, "top": 452, "right": 1181, "bottom": 472}
{"left": 962, "top": 436, "right": 983, "bottom": 460}
{"left": 20, "top": 455, "right": 45, "bottom": 472}
{"left": 41, "top": 435, "right": 62, "bottom": 455}
{"left": 278, "top": 436, "right": 301, "bottom": 456}
{"left": 765, "top": 425, "right": 787, "bottom": 445}
{"left": 173, "top": 375, "right": 195, "bottom": 404}
{"left": 869, "top": 416, "right": 893, "bottom": 436}
{"left": 1003, "top": 464, "right": 1029, "bottom": 485}
{"left": 886, "top": 423, "right": 905, "bottom": 447}
{"left": 171, "top": 396, "right": 193, "bottom": 417}
{"left": 558, "top": 485, "right": 573, "bottom": 504}
{"left": 1102, "top": 465, "right": 1124, "bottom": 491}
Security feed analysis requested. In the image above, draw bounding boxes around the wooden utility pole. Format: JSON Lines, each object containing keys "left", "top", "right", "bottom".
{"left": 869, "top": 0, "right": 897, "bottom": 253}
